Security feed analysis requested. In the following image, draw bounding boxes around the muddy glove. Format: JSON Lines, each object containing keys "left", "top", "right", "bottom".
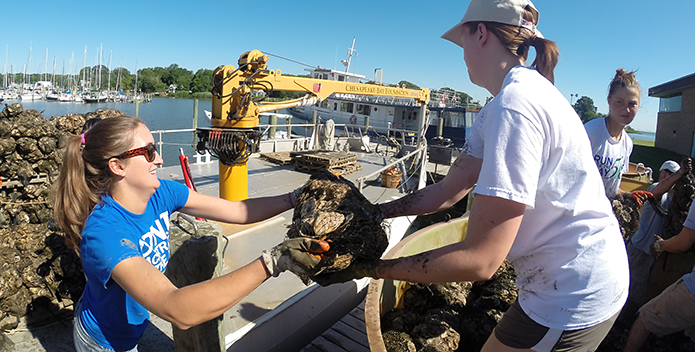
{"left": 261, "top": 238, "right": 329, "bottom": 277}
{"left": 650, "top": 235, "right": 665, "bottom": 258}
{"left": 629, "top": 190, "right": 653, "bottom": 207}
{"left": 313, "top": 259, "right": 379, "bottom": 286}
{"left": 680, "top": 158, "right": 693, "bottom": 176}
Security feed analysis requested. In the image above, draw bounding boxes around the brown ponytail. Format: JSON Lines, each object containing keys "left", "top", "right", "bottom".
{"left": 53, "top": 115, "right": 143, "bottom": 251}
{"left": 466, "top": 5, "right": 559, "bottom": 84}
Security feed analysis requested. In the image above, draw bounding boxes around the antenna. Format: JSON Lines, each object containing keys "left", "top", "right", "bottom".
{"left": 340, "top": 37, "right": 358, "bottom": 73}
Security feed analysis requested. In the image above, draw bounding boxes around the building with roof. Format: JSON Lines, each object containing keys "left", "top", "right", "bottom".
{"left": 649, "top": 73, "right": 695, "bottom": 156}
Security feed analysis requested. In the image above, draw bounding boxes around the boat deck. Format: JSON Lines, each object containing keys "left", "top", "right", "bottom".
{"left": 300, "top": 301, "right": 370, "bottom": 352}
{"left": 153, "top": 148, "right": 416, "bottom": 351}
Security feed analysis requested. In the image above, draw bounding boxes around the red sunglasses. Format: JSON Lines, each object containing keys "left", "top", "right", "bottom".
{"left": 114, "top": 143, "right": 158, "bottom": 162}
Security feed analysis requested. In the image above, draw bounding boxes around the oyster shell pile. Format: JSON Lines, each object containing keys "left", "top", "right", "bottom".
{"left": 0, "top": 104, "right": 121, "bottom": 331}
{"left": 382, "top": 261, "right": 517, "bottom": 352}
{"left": 286, "top": 171, "right": 387, "bottom": 277}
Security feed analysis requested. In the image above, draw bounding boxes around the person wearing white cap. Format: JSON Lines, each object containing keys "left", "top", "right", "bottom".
{"left": 622, "top": 158, "right": 692, "bottom": 319}
{"left": 584, "top": 69, "right": 642, "bottom": 199}
{"left": 305, "top": 0, "right": 630, "bottom": 350}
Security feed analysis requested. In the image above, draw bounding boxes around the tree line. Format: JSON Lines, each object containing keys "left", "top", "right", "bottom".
{"left": 0, "top": 64, "right": 214, "bottom": 98}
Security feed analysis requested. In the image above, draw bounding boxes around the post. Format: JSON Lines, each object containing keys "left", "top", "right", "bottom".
{"left": 311, "top": 110, "right": 317, "bottom": 136}
{"left": 438, "top": 117, "right": 444, "bottom": 138}
{"left": 286, "top": 115, "right": 292, "bottom": 137}
{"left": 269, "top": 114, "right": 278, "bottom": 140}
{"left": 364, "top": 116, "right": 370, "bottom": 127}
{"left": 135, "top": 98, "right": 139, "bottom": 118}
{"left": 193, "top": 99, "right": 199, "bottom": 147}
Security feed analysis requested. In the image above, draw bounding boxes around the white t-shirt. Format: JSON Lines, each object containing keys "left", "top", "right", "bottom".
{"left": 464, "top": 66, "right": 628, "bottom": 330}
{"left": 584, "top": 117, "right": 633, "bottom": 198}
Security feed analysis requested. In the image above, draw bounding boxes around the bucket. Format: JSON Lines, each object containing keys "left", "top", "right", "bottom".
{"left": 364, "top": 216, "right": 470, "bottom": 351}
{"left": 381, "top": 170, "right": 402, "bottom": 188}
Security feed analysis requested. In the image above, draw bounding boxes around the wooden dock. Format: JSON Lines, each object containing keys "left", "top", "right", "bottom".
{"left": 300, "top": 301, "right": 370, "bottom": 352}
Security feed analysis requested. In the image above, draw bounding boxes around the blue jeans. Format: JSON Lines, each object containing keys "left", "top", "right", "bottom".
{"left": 73, "top": 299, "right": 139, "bottom": 352}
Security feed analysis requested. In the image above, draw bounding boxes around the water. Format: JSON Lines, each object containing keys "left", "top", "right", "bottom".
{"left": 629, "top": 131, "right": 656, "bottom": 142}
{"left": 15, "top": 98, "right": 213, "bottom": 166}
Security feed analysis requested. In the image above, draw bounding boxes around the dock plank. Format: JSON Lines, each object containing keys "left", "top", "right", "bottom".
{"left": 322, "top": 328, "right": 370, "bottom": 352}
{"left": 306, "top": 336, "right": 343, "bottom": 351}
{"left": 331, "top": 320, "right": 369, "bottom": 348}
{"left": 340, "top": 313, "right": 366, "bottom": 333}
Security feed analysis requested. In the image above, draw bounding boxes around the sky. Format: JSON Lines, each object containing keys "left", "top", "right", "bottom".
{"left": 3, "top": 0, "right": 694, "bottom": 132}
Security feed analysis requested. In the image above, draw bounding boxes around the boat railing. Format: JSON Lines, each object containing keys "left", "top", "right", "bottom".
{"left": 151, "top": 121, "right": 427, "bottom": 190}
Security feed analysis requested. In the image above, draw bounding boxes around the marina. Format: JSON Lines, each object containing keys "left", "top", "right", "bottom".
{"left": 1, "top": 84, "right": 454, "bottom": 351}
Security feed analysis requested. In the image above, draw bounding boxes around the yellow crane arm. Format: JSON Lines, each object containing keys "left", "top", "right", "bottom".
{"left": 211, "top": 50, "right": 430, "bottom": 128}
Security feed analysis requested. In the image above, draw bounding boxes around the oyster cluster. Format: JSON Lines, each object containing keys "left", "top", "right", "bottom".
{"left": 287, "top": 172, "right": 387, "bottom": 278}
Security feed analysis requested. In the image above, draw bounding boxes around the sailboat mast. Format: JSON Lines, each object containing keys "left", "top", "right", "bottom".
{"left": 107, "top": 50, "right": 112, "bottom": 91}
{"left": 98, "top": 43, "right": 103, "bottom": 90}
{"left": 52, "top": 55, "right": 56, "bottom": 87}
{"left": 134, "top": 56, "right": 139, "bottom": 98}
{"left": 81, "top": 45, "right": 87, "bottom": 92}
{"left": 116, "top": 59, "right": 122, "bottom": 92}
{"left": 44, "top": 47, "right": 48, "bottom": 82}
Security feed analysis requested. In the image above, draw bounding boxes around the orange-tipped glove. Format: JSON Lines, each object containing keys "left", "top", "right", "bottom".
{"left": 261, "top": 237, "right": 330, "bottom": 277}
{"left": 629, "top": 190, "right": 653, "bottom": 207}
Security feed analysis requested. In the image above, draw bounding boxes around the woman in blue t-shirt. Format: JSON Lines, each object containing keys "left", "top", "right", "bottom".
{"left": 53, "top": 115, "right": 325, "bottom": 351}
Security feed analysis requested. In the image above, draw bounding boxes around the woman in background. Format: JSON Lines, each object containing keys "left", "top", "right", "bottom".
{"left": 584, "top": 69, "right": 641, "bottom": 199}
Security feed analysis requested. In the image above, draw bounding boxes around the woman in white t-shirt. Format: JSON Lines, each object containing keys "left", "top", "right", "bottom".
{"left": 302, "top": 0, "right": 629, "bottom": 351}
{"left": 584, "top": 69, "right": 641, "bottom": 198}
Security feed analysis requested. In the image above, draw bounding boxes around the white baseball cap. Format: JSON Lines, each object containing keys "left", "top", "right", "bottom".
{"left": 660, "top": 160, "right": 680, "bottom": 173}
{"left": 441, "top": 0, "right": 543, "bottom": 49}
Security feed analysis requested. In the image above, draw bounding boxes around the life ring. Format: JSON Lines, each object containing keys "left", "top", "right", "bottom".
{"left": 350, "top": 115, "right": 357, "bottom": 124}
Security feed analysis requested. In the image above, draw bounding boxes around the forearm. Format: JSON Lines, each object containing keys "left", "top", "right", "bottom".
{"left": 378, "top": 195, "right": 522, "bottom": 284}
{"left": 662, "top": 233, "right": 695, "bottom": 253}
{"left": 161, "top": 259, "right": 269, "bottom": 329}
{"left": 379, "top": 182, "right": 470, "bottom": 218}
{"left": 376, "top": 243, "right": 499, "bottom": 283}
{"left": 380, "top": 154, "right": 481, "bottom": 218}
{"left": 651, "top": 172, "right": 681, "bottom": 198}
{"left": 238, "top": 193, "right": 294, "bottom": 223}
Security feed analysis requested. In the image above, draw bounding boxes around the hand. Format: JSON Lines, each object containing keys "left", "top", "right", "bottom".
{"left": 650, "top": 235, "right": 664, "bottom": 258}
{"left": 680, "top": 158, "right": 693, "bottom": 176}
{"left": 261, "top": 237, "right": 330, "bottom": 277}
{"left": 312, "top": 259, "right": 379, "bottom": 286}
{"left": 629, "top": 190, "right": 653, "bottom": 207}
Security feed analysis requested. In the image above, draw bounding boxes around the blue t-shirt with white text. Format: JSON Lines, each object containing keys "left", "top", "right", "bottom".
{"left": 78, "top": 180, "right": 189, "bottom": 350}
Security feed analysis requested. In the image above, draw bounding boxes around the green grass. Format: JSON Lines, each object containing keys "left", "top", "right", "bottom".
{"left": 631, "top": 139, "right": 686, "bottom": 172}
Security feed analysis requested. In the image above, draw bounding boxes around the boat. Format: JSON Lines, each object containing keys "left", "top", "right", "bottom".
{"left": 4, "top": 44, "right": 435, "bottom": 350}
{"left": 83, "top": 90, "right": 108, "bottom": 103}
{"left": 288, "top": 39, "right": 479, "bottom": 148}
{"left": 4, "top": 110, "right": 430, "bottom": 351}
{"left": 160, "top": 112, "right": 429, "bottom": 351}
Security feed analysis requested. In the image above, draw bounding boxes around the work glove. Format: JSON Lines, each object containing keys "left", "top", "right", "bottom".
{"left": 680, "top": 158, "right": 693, "bottom": 176}
{"left": 650, "top": 235, "right": 665, "bottom": 258}
{"left": 629, "top": 190, "right": 653, "bottom": 207}
{"left": 261, "top": 237, "right": 329, "bottom": 277}
{"left": 313, "top": 259, "right": 379, "bottom": 286}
